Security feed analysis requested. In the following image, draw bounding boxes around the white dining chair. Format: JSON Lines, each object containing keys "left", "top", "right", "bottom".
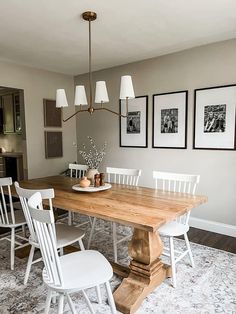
{"left": 15, "top": 182, "right": 86, "bottom": 285}
{"left": 153, "top": 171, "right": 200, "bottom": 287}
{"left": 0, "top": 177, "right": 28, "bottom": 270}
{"left": 88, "top": 167, "right": 142, "bottom": 263}
{"left": 69, "top": 163, "right": 88, "bottom": 179}
{"left": 28, "top": 192, "right": 117, "bottom": 314}
{"left": 68, "top": 163, "right": 92, "bottom": 227}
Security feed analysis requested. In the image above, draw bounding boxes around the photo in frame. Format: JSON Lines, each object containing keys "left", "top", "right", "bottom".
{"left": 45, "top": 131, "right": 63, "bottom": 158}
{"left": 193, "top": 84, "right": 236, "bottom": 150}
{"left": 43, "top": 99, "right": 62, "bottom": 127}
{"left": 119, "top": 96, "right": 148, "bottom": 148}
{"left": 152, "top": 91, "right": 188, "bottom": 148}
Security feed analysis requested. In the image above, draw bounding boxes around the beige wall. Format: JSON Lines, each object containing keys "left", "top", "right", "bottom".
{"left": 75, "top": 39, "right": 236, "bottom": 228}
{"left": 0, "top": 61, "right": 77, "bottom": 179}
{"left": 0, "top": 134, "right": 23, "bottom": 152}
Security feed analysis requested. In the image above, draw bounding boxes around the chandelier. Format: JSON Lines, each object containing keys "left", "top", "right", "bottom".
{"left": 56, "top": 11, "right": 135, "bottom": 122}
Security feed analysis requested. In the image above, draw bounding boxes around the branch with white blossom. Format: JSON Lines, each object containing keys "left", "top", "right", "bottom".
{"left": 79, "top": 136, "right": 107, "bottom": 169}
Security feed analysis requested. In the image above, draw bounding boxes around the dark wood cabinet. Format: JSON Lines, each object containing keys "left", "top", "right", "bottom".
{"left": 13, "top": 93, "right": 21, "bottom": 133}
{"left": 2, "top": 94, "right": 15, "bottom": 133}
{"left": 0, "top": 92, "right": 22, "bottom": 134}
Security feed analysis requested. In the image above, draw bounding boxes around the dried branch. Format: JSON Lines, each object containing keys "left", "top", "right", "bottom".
{"left": 79, "top": 136, "right": 107, "bottom": 169}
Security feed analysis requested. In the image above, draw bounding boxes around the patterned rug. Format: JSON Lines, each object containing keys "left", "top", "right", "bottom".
{"left": 0, "top": 217, "right": 235, "bottom": 314}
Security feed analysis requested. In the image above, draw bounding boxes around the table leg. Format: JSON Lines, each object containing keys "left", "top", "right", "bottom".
{"left": 113, "top": 228, "right": 171, "bottom": 314}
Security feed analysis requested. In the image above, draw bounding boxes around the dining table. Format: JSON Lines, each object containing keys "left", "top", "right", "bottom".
{"left": 14, "top": 175, "right": 207, "bottom": 314}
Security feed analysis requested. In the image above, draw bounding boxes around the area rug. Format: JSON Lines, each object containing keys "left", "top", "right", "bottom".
{"left": 0, "top": 218, "right": 235, "bottom": 314}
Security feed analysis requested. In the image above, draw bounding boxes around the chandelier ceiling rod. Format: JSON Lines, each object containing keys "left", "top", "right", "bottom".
{"left": 56, "top": 11, "right": 135, "bottom": 122}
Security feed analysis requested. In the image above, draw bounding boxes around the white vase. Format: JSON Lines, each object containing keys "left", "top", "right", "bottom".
{"left": 86, "top": 169, "right": 99, "bottom": 184}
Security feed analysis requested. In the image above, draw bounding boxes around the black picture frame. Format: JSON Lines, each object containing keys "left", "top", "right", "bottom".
{"left": 152, "top": 90, "right": 188, "bottom": 149}
{"left": 43, "top": 99, "right": 62, "bottom": 128}
{"left": 193, "top": 84, "right": 236, "bottom": 151}
{"left": 45, "top": 131, "right": 63, "bottom": 158}
{"left": 119, "top": 95, "right": 148, "bottom": 148}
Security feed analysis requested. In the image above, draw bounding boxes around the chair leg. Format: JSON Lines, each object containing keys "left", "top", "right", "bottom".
{"left": 52, "top": 291, "right": 57, "bottom": 304}
{"left": 78, "top": 238, "right": 85, "bottom": 251}
{"left": 58, "top": 294, "right": 64, "bottom": 314}
{"left": 66, "top": 294, "right": 76, "bottom": 314}
{"left": 89, "top": 216, "right": 93, "bottom": 227}
{"left": 169, "top": 236, "right": 176, "bottom": 288}
{"left": 184, "top": 233, "right": 195, "bottom": 268}
{"left": 82, "top": 290, "right": 95, "bottom": 314}
{"left": 68, "top": 212, "right": 72, "bottom": 226}
{"left": 87, "top": 217, "right": 97, "bottom": 249}
{"left": 112, "top": 222, "right": 118, "bottom": 263}
{"left": 24, "top": 245, "right": 35, "bottom": 285}
{"left": 105, "top": 281, "right": 117, "bottom": 314}
{"left": 44, "top": 289, "right": 53, "bottom": 314}
{"left": 96, "top": 285, "right": 102, "bottom": 304}
{"left": 10, "top": 228, "right": 15, "bottom": 270}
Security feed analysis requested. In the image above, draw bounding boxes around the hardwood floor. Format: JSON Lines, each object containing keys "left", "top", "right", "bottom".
{"left": 179, "top": 227, "right": 236, "bottom": 254}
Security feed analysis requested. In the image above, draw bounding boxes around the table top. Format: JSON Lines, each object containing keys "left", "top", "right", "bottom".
{"left": 16, "top": 175, "right": 207, "bottom": 232}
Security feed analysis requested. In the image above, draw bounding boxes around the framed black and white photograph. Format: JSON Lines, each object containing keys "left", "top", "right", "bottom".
{"left": 152, "top": 91, "right": 188, "bottom": 149}
{"left": 193, "top": 84, "right": 236, "bottom": 150}
{"left": 119, "top": 96, "right": 148, "bottom": 148}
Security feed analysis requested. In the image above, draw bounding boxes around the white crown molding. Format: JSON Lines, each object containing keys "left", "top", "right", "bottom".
{"left": 189, "top": 217, "right": 236, "bottom": 237}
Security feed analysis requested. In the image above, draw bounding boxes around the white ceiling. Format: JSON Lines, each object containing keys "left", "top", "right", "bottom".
{"left": 0, "top": 0, "right": 236, "bottom": 75}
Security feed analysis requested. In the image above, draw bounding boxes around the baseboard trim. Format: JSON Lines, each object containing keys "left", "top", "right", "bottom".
{"left": 189, "top": 217, "right": 236, "bottom": 237}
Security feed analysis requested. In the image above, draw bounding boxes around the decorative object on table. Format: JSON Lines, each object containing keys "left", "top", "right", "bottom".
{"left": 193, "top": 84, "right": 236, "bottom": 150}
{"left": 43, "top": 99, "right": 62, "bottom": 127}
{"left": 79, "top": 176, "right": 91, "bottom": 188}
{"left": 56, "top": 11, "right": 135, "bottom": 121}
{"left": 94, "top": 174, "right": 101, "bottom": 187}
{"left": 79, "top": 136, "right": 107, "bottom": 183}
{"left": 72, "top": 183, "right": 112, "bottom": 193}
{"left": 100, "top": 173, "right": 105, "bottom": 186}
{"left": 45, "top": 131, "right": 63, "bottom": 158}
{"left": 86, "top": 168, "right": 99, "bottom": 184}
{"left": 120, "top": 95, "right": 148, "bottom": 148}
{"left": 152, "top": 90, "right": 188, "bottom": 149}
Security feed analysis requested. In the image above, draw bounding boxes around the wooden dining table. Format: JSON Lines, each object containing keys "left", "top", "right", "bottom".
{"left": 14, "top": 175, "right": 207, "bottom": 314}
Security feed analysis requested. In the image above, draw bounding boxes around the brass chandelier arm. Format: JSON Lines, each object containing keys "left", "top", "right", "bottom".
{"left": 63, "top": 108, "right": 88, "bottom": 122}
{"left": 94, "top": 107, "right": 127, "bottom": 118}
{"left": 63, "top": 106, "right": 127, "bottom": 122}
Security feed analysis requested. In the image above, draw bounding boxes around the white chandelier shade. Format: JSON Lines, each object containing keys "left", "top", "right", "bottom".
{"left": 56, "top": 75, "right": 134, "bottom": 108}
{"left": 74, "top": 85, "right": 88, "bottom": 106}
{"left": 56, "top": 89, "right": 69, "bottom": 108}
{"left": 95, "top": 81, "right": 109, "bottom": 103}
{"left": 120, "top": 75, "right": 135, "bottom": 100}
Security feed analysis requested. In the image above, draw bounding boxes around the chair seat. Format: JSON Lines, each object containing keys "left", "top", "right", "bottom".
{"left": 158, "top": 221, "right": 189, "bottom": 237}
{"left": 56, "top": 223, "right": 85, "bottom": 248}
{"left": 43, "top": 250, "right": 113, "bottom": 292}
{"left": 0, "top": 209, "right": 27, "bottom": 227}
{"left": 29, "top": 223, "right": 85, "bottom": 248}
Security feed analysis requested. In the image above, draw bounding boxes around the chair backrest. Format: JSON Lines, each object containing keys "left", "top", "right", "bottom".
{"left": 153, "top": 171, "right": 200, "bottom": 194}
{"left": 15, "top": 182, "right": 55, "bottom": 243}
{"left": 69, "top": 163, "right": 88, "bottom": 178}
{"left": 106, "top": 167, "right": 141, "bottom": 186}
{"left": 28, "top": 192, "right": 63, "bottom": 287}
{"left": 0, "top": 177, "right": 15, "bottom": 226}
{"left": 153, "top": 171, "right": 200, "bottom": 224}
